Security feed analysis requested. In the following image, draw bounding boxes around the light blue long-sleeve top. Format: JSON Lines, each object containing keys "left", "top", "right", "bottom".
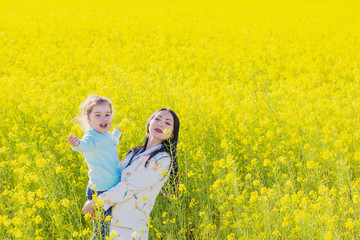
{"left": 71, "top": 127, "right": 122, "bottom": 191}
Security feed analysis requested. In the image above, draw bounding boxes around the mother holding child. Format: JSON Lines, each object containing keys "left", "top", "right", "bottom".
{"left": 68, "top": 95, "right": 180, "bottom": 240}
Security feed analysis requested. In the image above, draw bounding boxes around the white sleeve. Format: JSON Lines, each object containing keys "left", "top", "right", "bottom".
{"left": 99, "top": 153, "right": 171, "bottom": 210}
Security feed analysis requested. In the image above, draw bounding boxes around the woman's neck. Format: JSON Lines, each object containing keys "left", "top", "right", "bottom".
{"left": 146, "top": 138, "right": 162, "bottom": 151}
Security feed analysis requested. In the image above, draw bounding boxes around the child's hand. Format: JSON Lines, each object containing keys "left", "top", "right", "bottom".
{"left": 118, "top": 118, "right": 135, "bottom": 133}
{"left": 114, "top": 125, "right": 123, "bottom": 133}
{"left": 68, "top": 134, "right": 80, "bottom": 147}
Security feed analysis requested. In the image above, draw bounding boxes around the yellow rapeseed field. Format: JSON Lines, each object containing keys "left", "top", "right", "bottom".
{"left": 1, "top": 0, "right": 360, "bottom": 239}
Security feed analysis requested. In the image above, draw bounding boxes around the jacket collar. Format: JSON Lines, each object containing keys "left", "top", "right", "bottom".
{"left": 136, "top": 144, "right": 163, "bottom": 157}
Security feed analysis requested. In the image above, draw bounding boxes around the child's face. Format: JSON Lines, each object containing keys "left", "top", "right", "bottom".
{"left": 88, "top": 103, "right": 112, "bottom": 133}
{"left": 148, "top": 110, "right": 174, "bottom": 143}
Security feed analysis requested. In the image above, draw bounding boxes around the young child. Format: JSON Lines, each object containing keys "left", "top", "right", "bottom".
{"left": 68, "top": 95, "right": 122, "bottom": 239}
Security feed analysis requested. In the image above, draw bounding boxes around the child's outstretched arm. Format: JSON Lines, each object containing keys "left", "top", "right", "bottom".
{"left": 69, "top": 132, "right": 96, "bottom": 153}
{"left": 112, "top": 125, "right": 123, "bottom": 145}
{"left": 68, "top": 134, "right": 80, "bottom": 147}
{"left": 113, "top": 125, "right": 123, "bottom": 134}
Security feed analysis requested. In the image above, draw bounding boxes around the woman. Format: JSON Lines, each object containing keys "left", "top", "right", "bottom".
{"left": 82, "top": 108, "right": 180, "bottom": 240}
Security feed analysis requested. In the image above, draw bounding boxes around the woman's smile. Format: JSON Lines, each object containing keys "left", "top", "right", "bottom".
{"left": 147, "top": 110, "right": 174, "bottom": 144}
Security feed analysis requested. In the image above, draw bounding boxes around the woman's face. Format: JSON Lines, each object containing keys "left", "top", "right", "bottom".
{"left": 148, "top": 110, "right": 174, "bottom": 143}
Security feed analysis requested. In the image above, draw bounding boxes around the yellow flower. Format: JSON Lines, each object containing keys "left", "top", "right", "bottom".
{"left": 178, "top": 183, "right": 186, "bottom": 192}
{"left": 131, "top": 231, "right": 138, "bottom": 238}
{"left": 96, "top": 198, "right": 103, "bottom": 207}
{"left": 345, "top": 218, "right": 355, "bottom": 230}
{"left": 161, "top": 170, "right": 168, "bottom": 177}
{"left": 83, "top": 228, "right": 91, "bottom": 235}
{"left": 322, "top": 151, "right": 331, "bottom": 160}
{"left": 221, "top": 139, "right": 229, "bottom": 149}
{"left": 118, "top": 118, "right": 136, "bottom": 133}
{"left": 266, "top": 130, "right": 274, "bottom": 139}
{"left": 187, "top": 170, "right": 196, "bottom": 178}
{"left": 324, "top": 231, "right": 332, "bottom": 240}
{"left": 354, "top": 152, "right": 360, "bottom": 161}
{"left": 307, "top": 161, "right": 316, "bottom": 169}
{"left": 10, "top": 228, "right": 22, "bottom": 238}
{"left": 34, "top": 215, "right": 42, "bottom": 224}
{"left": 272, "top": 230, "right": 281, "bottom": 236}
{"left": 60, "top": 198, "right": 70, "bottom": 208}
{"left": 109, "top": 230, "right": 118, "bottom": 239}
{"left": 163, "top": 129, "right": 172, "bottom": 134}
{"left": 263, "top": 158, "right": 271, "bottom": 167}
{"left": 227, "top": 233, "right": 235, "bottom": 240}
{"left": 84, "top": 213, "right": 92, "bottom": 221}
{"left": 12, "top": 216, "right": 22, "bottom": 226}
{"left": 353, "top": 195, "right": 360, "bottom": 204}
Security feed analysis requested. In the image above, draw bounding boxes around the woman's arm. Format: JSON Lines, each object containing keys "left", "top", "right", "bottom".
{"left": 99, "top": 153, "right": 171, "bottom": 210}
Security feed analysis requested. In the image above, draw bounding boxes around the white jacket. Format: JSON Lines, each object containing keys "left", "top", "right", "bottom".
{"left": 99, "top": 144, "right": 171, "bottom": 232}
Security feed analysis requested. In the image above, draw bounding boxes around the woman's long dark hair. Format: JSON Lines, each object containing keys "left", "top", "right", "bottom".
{"left": 128, "top": 108, "right": 180, "bottom": 194}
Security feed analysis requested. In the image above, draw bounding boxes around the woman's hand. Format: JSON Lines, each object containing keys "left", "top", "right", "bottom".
{"left": 82, "top": 200, "right": 95, "bottom": 216}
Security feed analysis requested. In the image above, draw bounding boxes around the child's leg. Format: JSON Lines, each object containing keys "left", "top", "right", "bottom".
{"left": 92, "top": 202, "right": 111, "bottom": 239}
{"left": 101, "top": 206, "right": 112, "bottom": 238}
{"left": 86, "top": 185, "right": 94, "bottom": 200}
{"left": 86, "top": 186, "right": 111, "bottom": 239}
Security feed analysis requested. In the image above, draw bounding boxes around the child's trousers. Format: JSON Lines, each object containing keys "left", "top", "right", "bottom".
{"left": 86, "top": 186, "right": 112, "bottom": 240}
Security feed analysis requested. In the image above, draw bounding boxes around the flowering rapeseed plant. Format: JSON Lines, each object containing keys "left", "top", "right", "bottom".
{"left": 1, "top": 0, "right": 360, "bottom": 239}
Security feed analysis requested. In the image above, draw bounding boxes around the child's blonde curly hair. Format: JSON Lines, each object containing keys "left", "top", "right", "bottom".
{"left": 76, "top": 95, "right": 113, "bottom": 132}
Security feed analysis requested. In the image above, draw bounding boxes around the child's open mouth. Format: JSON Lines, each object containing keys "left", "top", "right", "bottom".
{"left": 100, "top": 123, "right": 108, "bottom": 128}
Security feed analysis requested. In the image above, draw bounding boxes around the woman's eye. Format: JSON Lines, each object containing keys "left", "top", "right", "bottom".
{"left": 166, "top": 122, "right": 171, "bottom": 126}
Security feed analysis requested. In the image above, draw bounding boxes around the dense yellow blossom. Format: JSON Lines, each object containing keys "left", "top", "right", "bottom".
{"left": 1, "top": 0, "right": 360, "bottom": 239}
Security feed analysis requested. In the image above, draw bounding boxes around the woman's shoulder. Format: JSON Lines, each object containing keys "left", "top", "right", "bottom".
{"left": 151, "top": 151, "right": 171, "bottom": 161}
{"left": 123, "top": 147, "right": 142, "bottom": 159}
